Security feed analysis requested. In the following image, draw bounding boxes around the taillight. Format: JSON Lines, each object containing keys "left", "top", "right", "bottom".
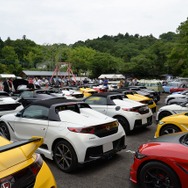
{"left": 30, "top": 154, "right": 43, "bottom": 175}
{"left": 0, "top": 175, "right": 15, "bottom": 187}
{"left": 68, "top": 121, "right": 119, "bottom": 134}
{"left": 68, "top": 127, "right": 95, "bottom": 134}
{"left": 122, "top": 108, "right": 139, "bottom": 112}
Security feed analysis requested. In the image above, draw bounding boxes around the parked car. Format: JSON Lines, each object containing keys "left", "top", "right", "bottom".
{"left": 165, "top": 89, "right": 188, "bottom": 105}
{"left": 170, "top": 82, "right": 188, "bottom": 93}
{"left": 79, "top": 87, "right": 98, "bottom": 97}
{"left": 83, "top": 92, "right": 153, "bottom": 134}
{"left": 130, "top": 132, "right": 188, "bottom": 188}
{"left": 0, "top": 136, "right": 57, "bottom": 187}
{"left": 17, "top": 90, "right": 55, "bottom": 107}
{"left": 111, "top": 89, "right": 156, "bottom": 113}
{"left": 0, "top": 98, "right": 126, "bottom": 172}
{"left": 155, "top": 112, "right": 188, "bottom": 138}
{"left": 156, "top": 101, "right": 188, "bottom": 121}
{"left": 127, "top": 86, "right": 160, "bottom": 103}
{"left": 162, "top": 81, "right": 181, "bottom": 93}
{"left": 0, "top": 92, "right": 23, "bottom": 116}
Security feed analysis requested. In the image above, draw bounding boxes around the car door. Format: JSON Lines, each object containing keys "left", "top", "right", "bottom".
{"left": 12, "top": 105, "right": 49, "bottom": 140}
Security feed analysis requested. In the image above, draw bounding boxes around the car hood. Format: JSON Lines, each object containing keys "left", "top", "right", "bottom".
{"left": 0, "top": 97, "right": 18, "bottom": 104}
{"left": 115, "top": 99, "right": 145, "bottom": 108}
{"left": 58, "top": 108, "right": 115, "bottom": 127}
{"left": 160, "top": 104, "right": 181, "bottom": 110}
{"left": 0, "top": 137, "right": 43, "bottom": 172}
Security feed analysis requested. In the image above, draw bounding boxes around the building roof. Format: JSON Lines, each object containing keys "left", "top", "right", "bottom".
{"left": 22, "top": 70, "right": 69, "bottom": 77}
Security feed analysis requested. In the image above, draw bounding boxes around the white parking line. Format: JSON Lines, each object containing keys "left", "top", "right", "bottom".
{"left": 125, "top": 150, "right": 135, "bottom": 154}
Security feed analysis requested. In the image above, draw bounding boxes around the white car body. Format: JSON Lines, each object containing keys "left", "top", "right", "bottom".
{"left": 156, "top": 102, "right": 188, "bottom": 121}
{"left": 164, "top": 90, "right": 188, "bottom": 105}
{"left": 84, "top": 93, "right": 153, "bottom": 133}
{"left": 0, "top": 97, "right": 23, "bottom": 116}
{"left": 0, "top": 98, "right": 126, "bottom": 172}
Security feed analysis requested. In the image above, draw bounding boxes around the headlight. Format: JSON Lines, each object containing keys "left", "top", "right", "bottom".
{"left": 135, "top": 151, "right": 147, "bottom": 159}
{"left": 158, "top": 121, "right": 165, "bottom": 125}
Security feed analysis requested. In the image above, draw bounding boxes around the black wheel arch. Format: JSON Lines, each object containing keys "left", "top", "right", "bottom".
{"left": 113, "top": 115, "right": 130, "bottom": 133}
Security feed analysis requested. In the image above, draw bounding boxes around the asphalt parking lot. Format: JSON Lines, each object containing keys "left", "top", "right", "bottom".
{"left": 45, "top": 93, "right": 167, "bottom": 188}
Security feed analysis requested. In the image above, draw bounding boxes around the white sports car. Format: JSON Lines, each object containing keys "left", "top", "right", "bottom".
{"left": 0, "top": 98, "right": 126, "bottom": 172}
{"left": 83, "top": 92, "right": 153, "bottom": 134}
{"left": 0, "top": 91, "right": 23, "bottom": 116}
{"left": 156, "top": 101, "right": 188, "bottom": 121}
{"left": 164, "top": 90, "right": 188, "bottom": 105}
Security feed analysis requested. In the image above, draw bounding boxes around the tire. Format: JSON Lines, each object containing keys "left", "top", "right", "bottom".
{"left": 158, "top": 111, "right": 172, "bottom": 120}
{"left": 160, "top": 124, "right": 181, "bottom": 136}
{"left": 115, "top": 116, "right": 130, "bottom": 134}
{"left": 0, "top": 122, "right": 10, "bottom": 140}
{"left": 139, "top": 161, "right": 180, "bottom": 188}
{"left": 53, "top": 140, "right": 78, "bottom": 173}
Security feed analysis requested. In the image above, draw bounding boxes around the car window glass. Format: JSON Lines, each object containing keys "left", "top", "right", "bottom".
{"left": 55, "top": 104, "right": 80, "bottom": 113}
{"left": 85, "top": 96, "right": 107, "bottom": 105}
{"left": 22, "top": 105, "right": 49, "bottom": 120}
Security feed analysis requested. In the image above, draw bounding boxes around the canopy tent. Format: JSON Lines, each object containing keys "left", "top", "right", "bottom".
{"left": 0, "top": 74, "right": 16, "bottom": 78}
{"left": 98, "top": 74, "right": 125, "bottom": 80}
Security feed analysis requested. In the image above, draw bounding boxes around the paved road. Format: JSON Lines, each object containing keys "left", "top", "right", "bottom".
{"left": 45, "top": 93, "right": 167, "bottom": 188}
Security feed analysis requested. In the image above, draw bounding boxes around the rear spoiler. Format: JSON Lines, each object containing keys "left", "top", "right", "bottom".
{"left": 0, "top": 137, "right": 43, "bottom": 153}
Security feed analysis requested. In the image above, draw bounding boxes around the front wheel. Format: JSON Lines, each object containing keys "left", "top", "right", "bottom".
{"left": 139, "top": 161, "right": 180, "bottom": 188}
{"left": 160, "top": 124, "right": 181, "bottom": 136}
{"left": 53, "top": 140, "right": 78, "bottom": 173}
{"left": 0, "top": 122, "right": 10, "bottom": 140}
{"left": 158, "top": 111, "right": 172, "bottom": 120}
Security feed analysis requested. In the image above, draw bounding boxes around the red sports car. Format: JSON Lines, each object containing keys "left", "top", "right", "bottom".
{"left": 170, "top": 83, "right": 188, "bottom": 93}
{"left": 130, "top": 132, "right": 188, "bottom": 188}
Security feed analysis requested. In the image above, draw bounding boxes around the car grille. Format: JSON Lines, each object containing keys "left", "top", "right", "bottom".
{"left": 84, "top": 136, "right": 126, "bottom": 162}
{"left": 0, "top": 103, "right": 21, "bottom": 111}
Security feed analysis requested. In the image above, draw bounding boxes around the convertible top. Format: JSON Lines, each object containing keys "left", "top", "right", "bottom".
{"left": 90, "top": 92, "right": 123, "bottom": 97}
{"left": 31, "top": 97, "right": 83, "bottom": 108}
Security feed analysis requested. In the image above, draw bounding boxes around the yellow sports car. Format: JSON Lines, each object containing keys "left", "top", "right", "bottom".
{"left": 125, "top": 93, "right": 157, "bottom": 113}
{"left": 155, "top": 112, "right": 188, "bottom": 138}
{"left": 0, "top": 136, "right": 57, "bottom": 188}
{"left": 79, "top": 87, "right": 98, "bottom": 97}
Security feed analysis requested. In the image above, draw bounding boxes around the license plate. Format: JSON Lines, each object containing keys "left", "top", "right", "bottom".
{"left": 103, "top": 142, "right": 113, "bottom": 152}
{"left": 142, "top": 118, "right": 147, "bottom": 124}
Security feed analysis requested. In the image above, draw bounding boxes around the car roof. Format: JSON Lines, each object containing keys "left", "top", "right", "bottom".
{"left": 31, "top": 97, "right": 83, "bottom": 108}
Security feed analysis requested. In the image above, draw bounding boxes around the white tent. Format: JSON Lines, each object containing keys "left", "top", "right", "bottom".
{"left": 0, "top": 74, "right": 16, "bottom": 78}
{"left": 98, "top": 74, "right": 125, "bottom": 79}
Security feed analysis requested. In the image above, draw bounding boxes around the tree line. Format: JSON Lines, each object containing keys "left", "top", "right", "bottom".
{"left": 0, "top": 18, "right": 188, "bottom": 79}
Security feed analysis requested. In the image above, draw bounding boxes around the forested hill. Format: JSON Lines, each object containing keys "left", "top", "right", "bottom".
{"left": 0, "top": 18, "right": 188, "bottom": 79}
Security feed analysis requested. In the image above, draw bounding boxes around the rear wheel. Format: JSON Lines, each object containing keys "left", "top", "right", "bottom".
{"left": 53, "top": 140, "right": 78, "bottom": 173}
{"left": 139, "top": 161, "right": 180, "bottom": 188}
{"left": 158, "top": 111, "right": 172, "bottom": 120}
{"left": 115, "top": 116, "right": 130, "bottom": 134}
{"left": 0, "top": 122, "right": 10, "bottom": 140}
{"left": 160, "top": 124, "right": 181, "bottom": 136}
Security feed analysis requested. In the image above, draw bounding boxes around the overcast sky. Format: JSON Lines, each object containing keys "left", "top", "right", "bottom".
{"left": 0, "top": 0, "right": 188, "bottom": 45}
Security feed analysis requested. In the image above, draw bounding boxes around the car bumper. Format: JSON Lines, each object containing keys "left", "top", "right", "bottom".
{"left": 84, "top": 135, "right": 126, "bottom": 162}
{"left": 35, "top": 160, "right": 57, "bottom": 188}
{"left": 133, "top": 115, "right": 153, "bottom": 130}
